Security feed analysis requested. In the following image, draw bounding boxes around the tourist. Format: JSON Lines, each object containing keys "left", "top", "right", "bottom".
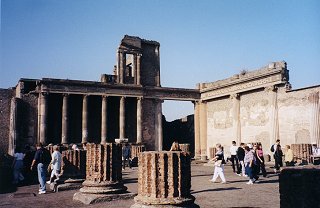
{"left": 229, "top": 141, "right": 239, "bottom": 174}
{"left": 274, "top": 144, "right": 283, "bottom": 173}
{"left": 236, "top": 143, "right": 246, "bottom": 176}
{"left": 47, "top": 145, "right": 62, "bottom": 184}
{"left": 284, "top": 145, "right": 294, "bottom": 166}
{"left": 255, "top": 143, "right": 267, "bottom": 177}
{"left": 209, "top": 143, "right": 226, "bottom": 184}
{"left": 30, "top": 143, "right": 51, "bottom": 194}
{"left": 270, "top": 139, "right": 280, "bottom": 169}
{"left": 170, "top": 140, "right": 180, "bottom": 151}
{"left": 12, "top": 146, "right": 25, "bottom": 185}
{"left": 23, "top": 145, "right": 36, "bottom": 184}
{"left": 244, "top": 144, "right": 259, "bottom": 184}
{"left": 122, "top": 143, "right": 132, "bottom": 170}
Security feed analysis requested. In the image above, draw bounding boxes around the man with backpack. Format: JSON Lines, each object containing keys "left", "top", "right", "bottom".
{"left": 270, "top": 139, "right": 280, "bottom": 170}
{"left": 30, "top": 143, "right": 51, "bottom": 194}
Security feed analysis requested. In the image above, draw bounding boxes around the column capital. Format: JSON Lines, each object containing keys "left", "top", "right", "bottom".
{"left": 230, "top": 93, "right": 240, "bottom": 100}
{"left": 264, "top": 85, "right": 277, "bottom": 92}
{"left": 62, "top": 93, "right": 70, "bottom": 97}
{"left": 102, "top": 95, "right": 108, "bottom": 99}
{"left": 40, "top": 92, "right": 49, "bottom": 97}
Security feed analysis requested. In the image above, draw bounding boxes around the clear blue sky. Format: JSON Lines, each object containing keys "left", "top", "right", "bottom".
{"left": 1, "top": 0, "right": 320, "bottom": 121}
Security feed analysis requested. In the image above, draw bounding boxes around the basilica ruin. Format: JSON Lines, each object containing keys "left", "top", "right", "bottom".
{"left": 0, "top": 35, "right": 319, "bottom": 160}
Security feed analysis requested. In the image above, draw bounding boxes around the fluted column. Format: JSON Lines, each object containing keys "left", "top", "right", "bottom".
{"left": 101, "top": 95, "right": 108, "bottom": 144}
{"left": 136, "top": 54, "right": 141, "bottom": 85}
{"left": 39, "top": 92, "right": 48, "bottom": 145}
{"left": 119, "top": 96, "right": 126, "bottom": 139}
{"left": 155, "top": 100, "right": 163, "bottom": 151}
{"left": 309, "top": 92, "right": 320, "bottom": 146}
{"left": 199, "top": 101, "right": 207, "bottom": 160}
{"left": 131, "top": 151, "right": 195, "bottom": 208}
{"left": 265, "top": 86, "right": 279, "bottom": 149}
{"left": 82, "top": 95, "right": 89, "bottom": 144}
{"left": 230, "top": 94, "right": 241, "bottom": 145}
{"left": 61, "top": 94, "right": 69, "bottom": 144}
{"left": 194, "top": 101, "right": 201, "bottom": 159}
{"left": 136, "top": 97, "right": 142, "bottom": 144}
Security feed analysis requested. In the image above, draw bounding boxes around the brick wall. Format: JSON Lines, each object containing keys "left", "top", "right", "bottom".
{"left": 0, "top": 89, "right": 13, "bottom": 155}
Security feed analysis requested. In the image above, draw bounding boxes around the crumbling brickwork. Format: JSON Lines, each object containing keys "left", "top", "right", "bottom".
{"left": 133, "top": 151, "right": 195, "bottom": 207}
{"left": 61, "top": 149, "right": 86, "bottom": 179}
{"left": 291, "top": 144, "right": 313, "bottom": 163}
{"left": 0, "top": 89, "right": 14, "bottom": 155}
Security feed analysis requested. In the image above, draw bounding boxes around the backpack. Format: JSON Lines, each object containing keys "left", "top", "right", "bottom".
{"left": 270, "top": 144, "right": 275, "bottom": 152}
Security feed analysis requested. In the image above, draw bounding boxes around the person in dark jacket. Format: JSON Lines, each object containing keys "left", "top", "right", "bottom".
{"left": 236, "top": 143, "right": 246, "bottom": 176}
{"left": 122, "top": 143, "right": 132, "bottom": 170}
{"left": 274, "top": 144, "right": 283, "bottom": 173}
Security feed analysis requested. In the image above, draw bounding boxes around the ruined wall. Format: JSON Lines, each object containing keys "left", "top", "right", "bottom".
{"left": 0, "top": 89, "right": 14, "bottom": 155}
{"left": 140, "top": 42, "right": 160, "bottom": 87}
{"left": 278, "top": 86, "right": 320, "bottom": 146}
{"left": 206, "top": 97, "right": 233, "bottom": 154}
{"left": 142, "top": 98, "right": 156, "bottom": 150}
{"left": 20, "top": 94, "right": 38, "bottom": 147}
{"left": 240, "top": 90, "right": 271, "bottom": 151}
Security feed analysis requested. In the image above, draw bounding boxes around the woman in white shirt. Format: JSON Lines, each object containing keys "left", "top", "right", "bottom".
{"left": 12, "top": 147, "right": 25, "bottom": 184}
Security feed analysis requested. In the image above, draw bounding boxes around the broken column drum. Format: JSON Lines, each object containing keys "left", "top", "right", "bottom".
{"left": 80, "top": 143, "right": 126, "bottom": 194}
{"left": 131, "top": 151, "right": 195, "bottom": 208}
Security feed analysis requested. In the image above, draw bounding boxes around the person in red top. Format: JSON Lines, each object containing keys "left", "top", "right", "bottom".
{"left": 255, "top": 143, "right": 267, "bottom": 177}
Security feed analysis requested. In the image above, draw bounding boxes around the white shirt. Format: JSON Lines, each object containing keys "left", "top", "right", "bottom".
{"left": 14, "top": 152, "right": 24, "bottom": 160}
{"left": 230, "top": 145, "right": 238, "bottom": 156}
{"left": 51, "top": 151, "right": 62, "bottom": 170}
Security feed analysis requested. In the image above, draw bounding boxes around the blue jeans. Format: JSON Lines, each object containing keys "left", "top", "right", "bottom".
{"left": 37, "top": 163, "right": 47, "bottom": 191}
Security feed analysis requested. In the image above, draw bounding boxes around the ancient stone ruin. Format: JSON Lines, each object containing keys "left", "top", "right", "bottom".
{"left": 131, "top": 151, "right": 197, "bottom": 208}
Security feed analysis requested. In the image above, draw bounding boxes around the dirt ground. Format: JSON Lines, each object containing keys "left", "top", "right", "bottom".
{"left": 0, "top": 161, "right": 280, "bottom": 208}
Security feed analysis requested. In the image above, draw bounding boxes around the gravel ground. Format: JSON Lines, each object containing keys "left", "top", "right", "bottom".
{"left": 0, "top": 161, "right": 280, "bottom": 208}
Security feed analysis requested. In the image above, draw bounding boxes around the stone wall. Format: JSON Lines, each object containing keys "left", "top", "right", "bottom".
{"left": 20, "top": 94, "right": 38, "bottom": 146}
{"left": 0, "top": 89, "right": 13, "bottom": 155}
{"left": 141, "top": 98, "right": 157, "bottom": 150}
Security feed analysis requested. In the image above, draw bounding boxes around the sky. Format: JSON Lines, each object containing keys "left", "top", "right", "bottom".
{"left": 1, "top": 0, "right": 320, "bottom": 121}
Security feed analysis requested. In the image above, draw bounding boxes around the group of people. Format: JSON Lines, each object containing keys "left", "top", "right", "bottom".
{"left": 209, "top": 139, "right": 295, "bottom": 185}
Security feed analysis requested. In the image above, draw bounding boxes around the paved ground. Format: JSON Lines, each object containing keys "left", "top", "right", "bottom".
{"left": 0, "top": 161, "right": 280, "bottom": 208}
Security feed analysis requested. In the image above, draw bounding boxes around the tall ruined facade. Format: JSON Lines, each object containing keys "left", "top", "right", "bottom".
{"left": 195, "top": 61, "right": 320, "bottom": 160}
{"left": 0, "top": 35, "right": 199, "bottom": 156}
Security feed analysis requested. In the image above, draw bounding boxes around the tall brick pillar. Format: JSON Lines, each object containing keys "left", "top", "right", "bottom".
{"left": 131, "top": 151, "right": 197, "bottom": 208}
{"left": 73, "top": 143, "right": 134, "bottom": 204}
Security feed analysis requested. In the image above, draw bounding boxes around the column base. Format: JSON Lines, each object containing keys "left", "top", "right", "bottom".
{"left": 80, "top": 180, "right": 127, "bottom": 194}
{"left": 73, "top": 191, "right": 136, "bottom": 205}
{"left": 132, "top": 195, "right": 198, "bottom": 208}
{"left": 200, "top": 155, "right": 207, "bottom": 161}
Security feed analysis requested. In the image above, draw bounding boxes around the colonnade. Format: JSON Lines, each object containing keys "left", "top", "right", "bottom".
{"left": 37, "top": 93, "right": 146, "bottom": 146}
{"left": 117, "top": 50, "right": 141, "bottom": 85}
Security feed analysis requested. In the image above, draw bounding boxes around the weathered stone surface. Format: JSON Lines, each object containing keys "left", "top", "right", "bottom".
{"left": 132, "top": 151, "right": 196, "bottom": 208}
{"left": 279, "top": 167, "right": 320, "bottom": 208}
{"left": 291, "top": 144, "right": 313, "bottom": 163}
{"left": 61, "top": 149, "right": 86, "bottom": 179}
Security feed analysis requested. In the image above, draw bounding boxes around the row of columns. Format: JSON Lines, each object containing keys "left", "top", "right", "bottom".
{"left": 117, "top": 50, "right": 141, "bottom": 85}
{"left": 309, "top": 92, "right": 320, "bottom": 146}
{"left": 38, "top": 93, "right": 144, "bottom": 146}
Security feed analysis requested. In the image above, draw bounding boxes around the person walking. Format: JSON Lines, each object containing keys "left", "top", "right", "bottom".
{"left": 12, "top": 147, "right": 25, "bottom": 185}
{"left": 30, "top": 143, "right": 51, "bottom": 194}
{"left": 255, "top": 143, "right": 267, "bottom": 177}
{"left": 244, "top": 145, "right": 259, "bottom": 184}
{"left": 209, "top": 144, "right": 226, "bottom": 184}
{"left": 229, "top": 141, "right": 239, "bottom": 174}
{"left": 236, "top": 143, "right": 246, "bottom": 176}
{"left": 270, "top": 139, "right": 280, "bottom": 169}
{"left": 47, "top": 145, "right": 62, "bottom": 184}
{"left": 274, "top": 144, "right": 283, "bottom": 173}
{"left": 122, "top": 143, "right": 132, "bottom": 170}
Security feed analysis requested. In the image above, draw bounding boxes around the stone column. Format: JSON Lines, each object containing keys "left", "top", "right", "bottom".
{"left": 39, "top": 92, "right": 48, "bottom": 145}
{"left": 230, "top": 94, "right": 241, "bottom": 145}
{"left": 265, "top": 86, "right": 279, "bottom": 149}
{"left": 136, "top": 54, "right": 141, "bottom": 85}
{"left": 118, "top": 51, "right": 126, "bottom": 84}
{"left": 199, "top": 101, "right": 207, "bottom": 160}
{"left": 119, "top": 96, "right": 126, "bottom": 139}
{"left": 194, "top": 101, "right": 201, "bottom": 159}
{"left": 155, "top": 46, "right": 161, "bottom": 87}
{"left": 309, "top": 92, "right": 320, "bottom": 146}
{"left": 117, "top": 50, "right": 121, "bottom": 83}
{"left": 73, "top": 143, "right": 133, "bottom": 204}
{"left": 61, "top": 94, "right": 69, "bottom": 144}
{"left": 82, "top": 95, "right": 89, "bottom": 144}
{"left": 136, "top": 97, "right": 143, "bottom": 144}
{"left": 155, "top": 100, "right": 163, "bottom": 151}
{"left": 8, "top": 98, "right": 19, "bottom": 155}
{"left": 131, "top": 151, "right": 196, "bottom": 208}
{"left": 101, "top": 95, "right": 108, "bottom": 144}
